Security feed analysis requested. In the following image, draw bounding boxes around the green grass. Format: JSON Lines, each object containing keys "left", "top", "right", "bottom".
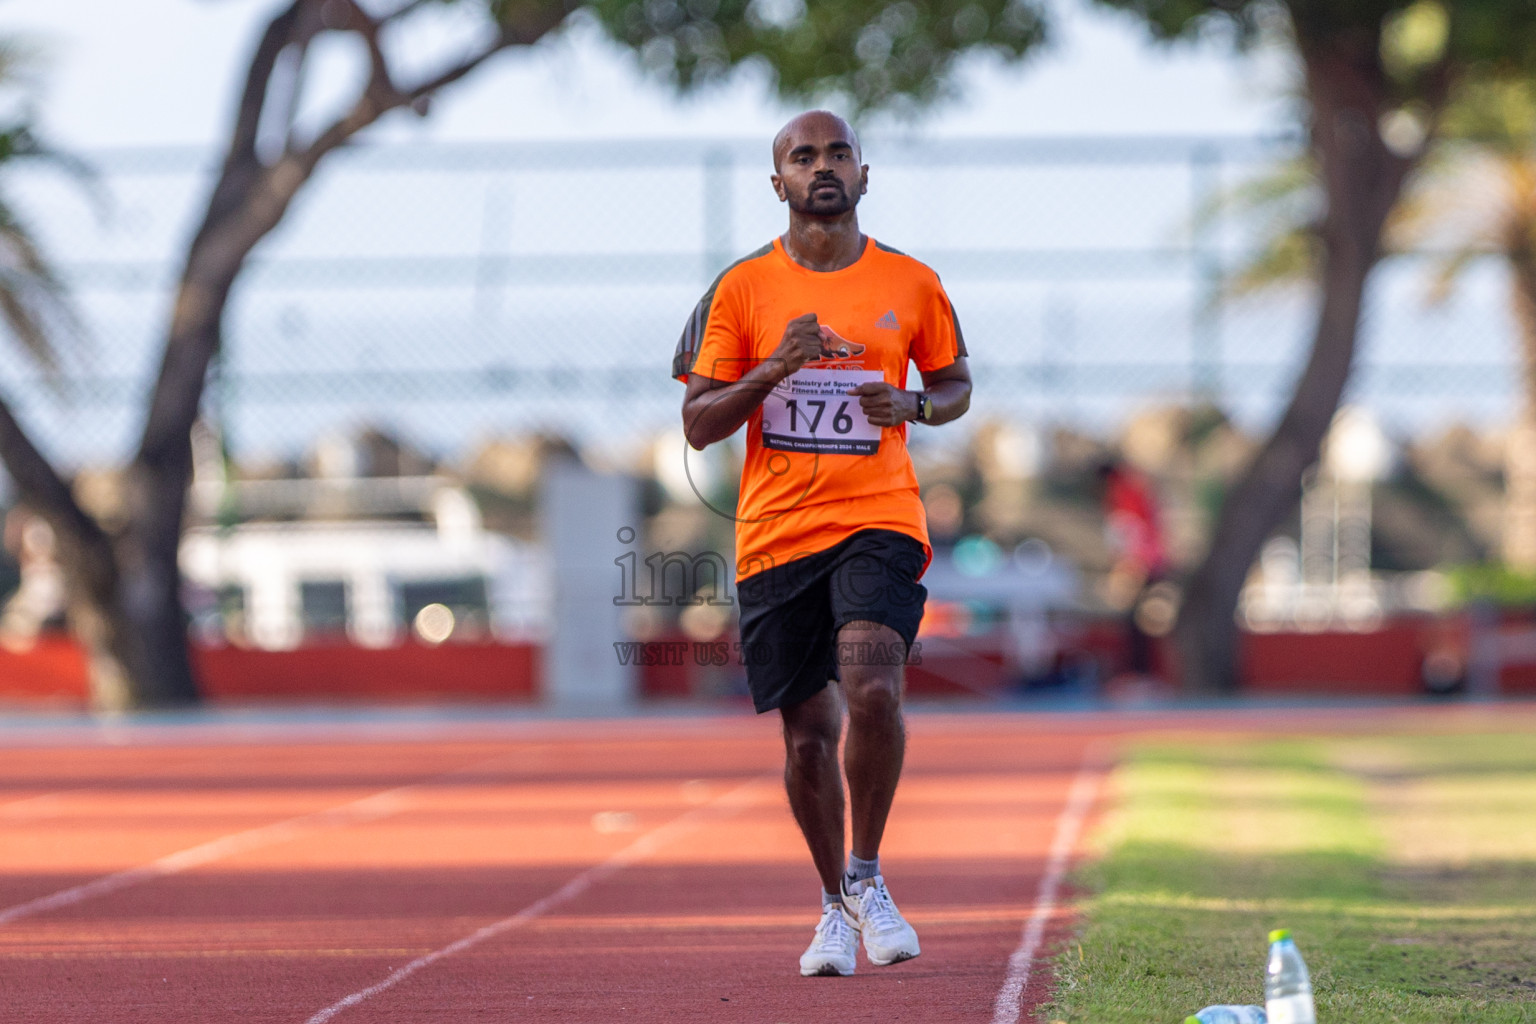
{"left": 1039, "top": 733, "right": 1536, "bottom": 1024}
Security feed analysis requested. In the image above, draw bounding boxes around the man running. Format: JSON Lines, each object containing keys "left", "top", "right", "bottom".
{"left": 673, "top": 110, "right": 972, "bottom": 977}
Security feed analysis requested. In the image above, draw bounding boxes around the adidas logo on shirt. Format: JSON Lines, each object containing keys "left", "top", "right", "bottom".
{"left": 876, "top": 310, "right": 900, "bottom": 330}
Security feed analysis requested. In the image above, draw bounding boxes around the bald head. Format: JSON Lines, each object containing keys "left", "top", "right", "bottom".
{"left": 770, "top": 109, "right": 868, "bottom": 222}
{"left": 772, "top": 110, "right": 861, "bottom": 172}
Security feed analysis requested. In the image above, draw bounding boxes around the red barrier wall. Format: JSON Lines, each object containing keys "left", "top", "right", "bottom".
{"left": 1240, "top": 623, "right": 1430, "bottom": 696}
{"left": 196, "top": 642, "right": 540, "bottom": 701}
{"left": 0, "top": 637, "right": 539, "bottom": 706}
{"left": 0, "top": 637, "right": 90, "bottom": 703}
{"left": 0, "top": 616, "right": 1525, "bottom": 705}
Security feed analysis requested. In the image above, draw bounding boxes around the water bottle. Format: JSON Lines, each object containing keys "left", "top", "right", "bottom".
{"left": 1183, "top": 1005, "right": 1266, "bottom": 1024}
{"left": 1264, "top": 929, "right": 1316, "bottom": 1024}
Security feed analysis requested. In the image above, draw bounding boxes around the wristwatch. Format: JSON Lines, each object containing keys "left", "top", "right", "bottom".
{"left": 915, "top": 392, "right": 933, "bottom": 423}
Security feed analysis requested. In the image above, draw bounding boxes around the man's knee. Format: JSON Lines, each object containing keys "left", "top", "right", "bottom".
{"left": 782, "top": 700, "right": 840, "bottom": 767}
{"left": 842, "top": 667, "right": 902, "bottom": 721}
{"left": 837, "top": 621, "right": 907, "bottom": 718}
{"left": 786, "top": 727, "right": 839, "bottom": 771}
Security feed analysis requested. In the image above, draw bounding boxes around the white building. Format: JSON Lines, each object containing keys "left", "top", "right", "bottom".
{"left": 180, "top": 479, "right": 549, "bottom": 650}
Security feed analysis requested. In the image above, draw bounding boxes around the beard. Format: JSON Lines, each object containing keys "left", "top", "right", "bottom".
{"left": 788, "top": 180, "right": 857, "bottom": 216}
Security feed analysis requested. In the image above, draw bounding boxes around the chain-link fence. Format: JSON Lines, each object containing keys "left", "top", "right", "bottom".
{"left": 0, "top": 135, "right": 1521, "bottom": 476}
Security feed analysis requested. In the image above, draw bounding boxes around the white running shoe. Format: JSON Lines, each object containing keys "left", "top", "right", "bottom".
{"left": 841, "top": 874, "right": 921, "bottom": 966}
{"left": 799, "top": 903, "right": 858, "bottom": 977}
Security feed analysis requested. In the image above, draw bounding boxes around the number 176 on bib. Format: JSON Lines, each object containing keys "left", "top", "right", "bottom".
{"left": 760, "top": 368, "right": 883, "bottom": 455}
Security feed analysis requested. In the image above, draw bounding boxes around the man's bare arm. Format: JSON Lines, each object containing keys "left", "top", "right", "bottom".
{"left": 683, "top": 365, "right": 784, "bottom": 450}
{"left": 848, "top": 357, "right": 972, "bottom": 427}
{"left": 916, "top": 357, "right": 972, "bottom": 426}
{"left": 681, "top": 312, "right": 825, "bottom": 449}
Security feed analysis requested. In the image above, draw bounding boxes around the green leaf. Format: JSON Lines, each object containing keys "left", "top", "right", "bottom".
{"left": 1381, "top": 1, "right": 1449, "bottom": 81}
{"left": 585, "top": 0, "right": 1050, "bottom": 111}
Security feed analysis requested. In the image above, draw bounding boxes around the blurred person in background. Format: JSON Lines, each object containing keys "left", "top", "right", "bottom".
{"left": 1096, "top": 456, "right": 1170, "bottom": 682}
{"left": 674, "top": 111, "right": 971, "bottom": 978}
{"left": 0, "top": 508, "right": 67, "bottom": 652}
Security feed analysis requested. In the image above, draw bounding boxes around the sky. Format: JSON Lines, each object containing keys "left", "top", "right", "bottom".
{"left": 5, "top": 0, "right": 1292, "bottom": 152}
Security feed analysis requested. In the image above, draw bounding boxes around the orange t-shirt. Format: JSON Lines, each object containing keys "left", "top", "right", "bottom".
{"left": 673, "top": 237, "right": 966, "bottom": 580}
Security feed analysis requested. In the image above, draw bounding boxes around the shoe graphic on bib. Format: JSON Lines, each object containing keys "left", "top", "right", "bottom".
{"left": 840, "top": 874, "right": 921, "bottom": 966}
{"left": 816, "top": 325, "right": 865, "bottom": 360}
{"left": 799, "top": 903, "right": 858, "bottom": 976}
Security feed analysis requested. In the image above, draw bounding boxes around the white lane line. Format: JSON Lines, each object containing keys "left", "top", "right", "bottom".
{"left": 0, "top": 754, "right": 517, "bottom": 927}
{"left": 0, "top": 792, "right": 70, "bottom": 819}
{"left": 990, "top": 756, "right": 1105, "bottom": 1024}
{"left": 303, "top": 776, "right": 772, "bottom": 1024}
{"left": 0, "top": 789, "right": 413, "bottom": 927}
{"left": 0, "top": 754, "right": 228, "bottom": 819}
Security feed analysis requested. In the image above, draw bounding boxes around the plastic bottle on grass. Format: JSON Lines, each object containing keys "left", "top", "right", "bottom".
{"left": 1183, "top": 1005, "right": 1267, "bottom": 1024}
{"left": 1264, "top": 929, "right": 1316, "bottom": 1024}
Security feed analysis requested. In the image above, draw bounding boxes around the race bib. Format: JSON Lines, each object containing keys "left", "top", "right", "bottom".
{"left": 760, "top": 368, "right": 882, "bottom": 455}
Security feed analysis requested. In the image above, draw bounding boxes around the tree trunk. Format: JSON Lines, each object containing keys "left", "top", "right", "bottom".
{"left": 72, "top": 529, "right": 196, "bottom": 710}
{"left": 1172, "top": 31, "right": 1420, "bottom": 694}
{"left": 1501, "top": 219, "right": 1536, "bottom": 569}
{"left": 111, "top": 250, "right": 243, "bottom": 708}
{"left": 0, "top": 397, "right": 194, "bottom": 708}
{"left": 48, "top": 226, "right": 290, "bottom": 709}
{"left": 0, "top": 261, "right": 245, "bottom": 710}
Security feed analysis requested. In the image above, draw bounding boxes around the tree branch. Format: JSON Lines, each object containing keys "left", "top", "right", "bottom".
{"left": 275, "top": 36, "right": 315, "bottom": 158}
{"left": 400, "top": 29, "right": 524, "bottom": 102}
{"left": 199, "top": 0, "right": 306, "bottom": 250}
{"left": 225, "top": 1, "right": 306, "bottom": 173}
{"left": 291, "top": 14, "right": 565, "bottom": 178}
{"left": 322, "top": 0, "right": 398, "bottom": 124}
{"left": 304, "top": 0, "right": 576, "bottom": 158}
{"left": 0, "top": 390, "right": 105, "bottom": 550}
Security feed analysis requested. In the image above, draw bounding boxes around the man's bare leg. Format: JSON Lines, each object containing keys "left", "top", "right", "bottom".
{"left": 779, "top": 684, "right": 846, "bottom": 895}
{"left": 837, "top": 619, "right": 906, "bottom": 862}
{"left": 833, "top": 618, "right": 920, "bottom": 966}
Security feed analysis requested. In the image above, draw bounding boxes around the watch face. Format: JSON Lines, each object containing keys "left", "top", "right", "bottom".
{"left": 921, "top": 395, "right": 933, "bottom": 421}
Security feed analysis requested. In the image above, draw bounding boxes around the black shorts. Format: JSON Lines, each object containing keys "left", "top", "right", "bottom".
{"left": 736, "top": 529, "right": 928, "bottom": 714}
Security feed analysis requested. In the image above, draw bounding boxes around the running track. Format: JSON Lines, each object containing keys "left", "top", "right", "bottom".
{"left": 0, "top": 705, "right": 1516, "bottom": 1023}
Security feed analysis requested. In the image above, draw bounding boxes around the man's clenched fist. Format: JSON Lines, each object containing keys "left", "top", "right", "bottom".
{"left": 848, "top": 381, "right": 917, "bottom": 427}
{"left": 770, "top": 312, "right": 824, "bottom": 377}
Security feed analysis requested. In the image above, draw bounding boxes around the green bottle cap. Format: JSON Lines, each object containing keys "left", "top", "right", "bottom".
{"left": 1184, "top": 1017, "right": 1202, "bottom": 1024}
{"left": 1269, "top": 928, "right": 1291, "bottom": 943}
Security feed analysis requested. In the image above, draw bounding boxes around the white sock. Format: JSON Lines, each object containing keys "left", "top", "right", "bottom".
{"left": 846, "top": 854, "right": 880, "bottom": 887}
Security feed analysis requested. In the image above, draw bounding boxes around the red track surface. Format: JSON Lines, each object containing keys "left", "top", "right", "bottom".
{"left": 0, "top": 705, "right": 1524, "bottom": 1023}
